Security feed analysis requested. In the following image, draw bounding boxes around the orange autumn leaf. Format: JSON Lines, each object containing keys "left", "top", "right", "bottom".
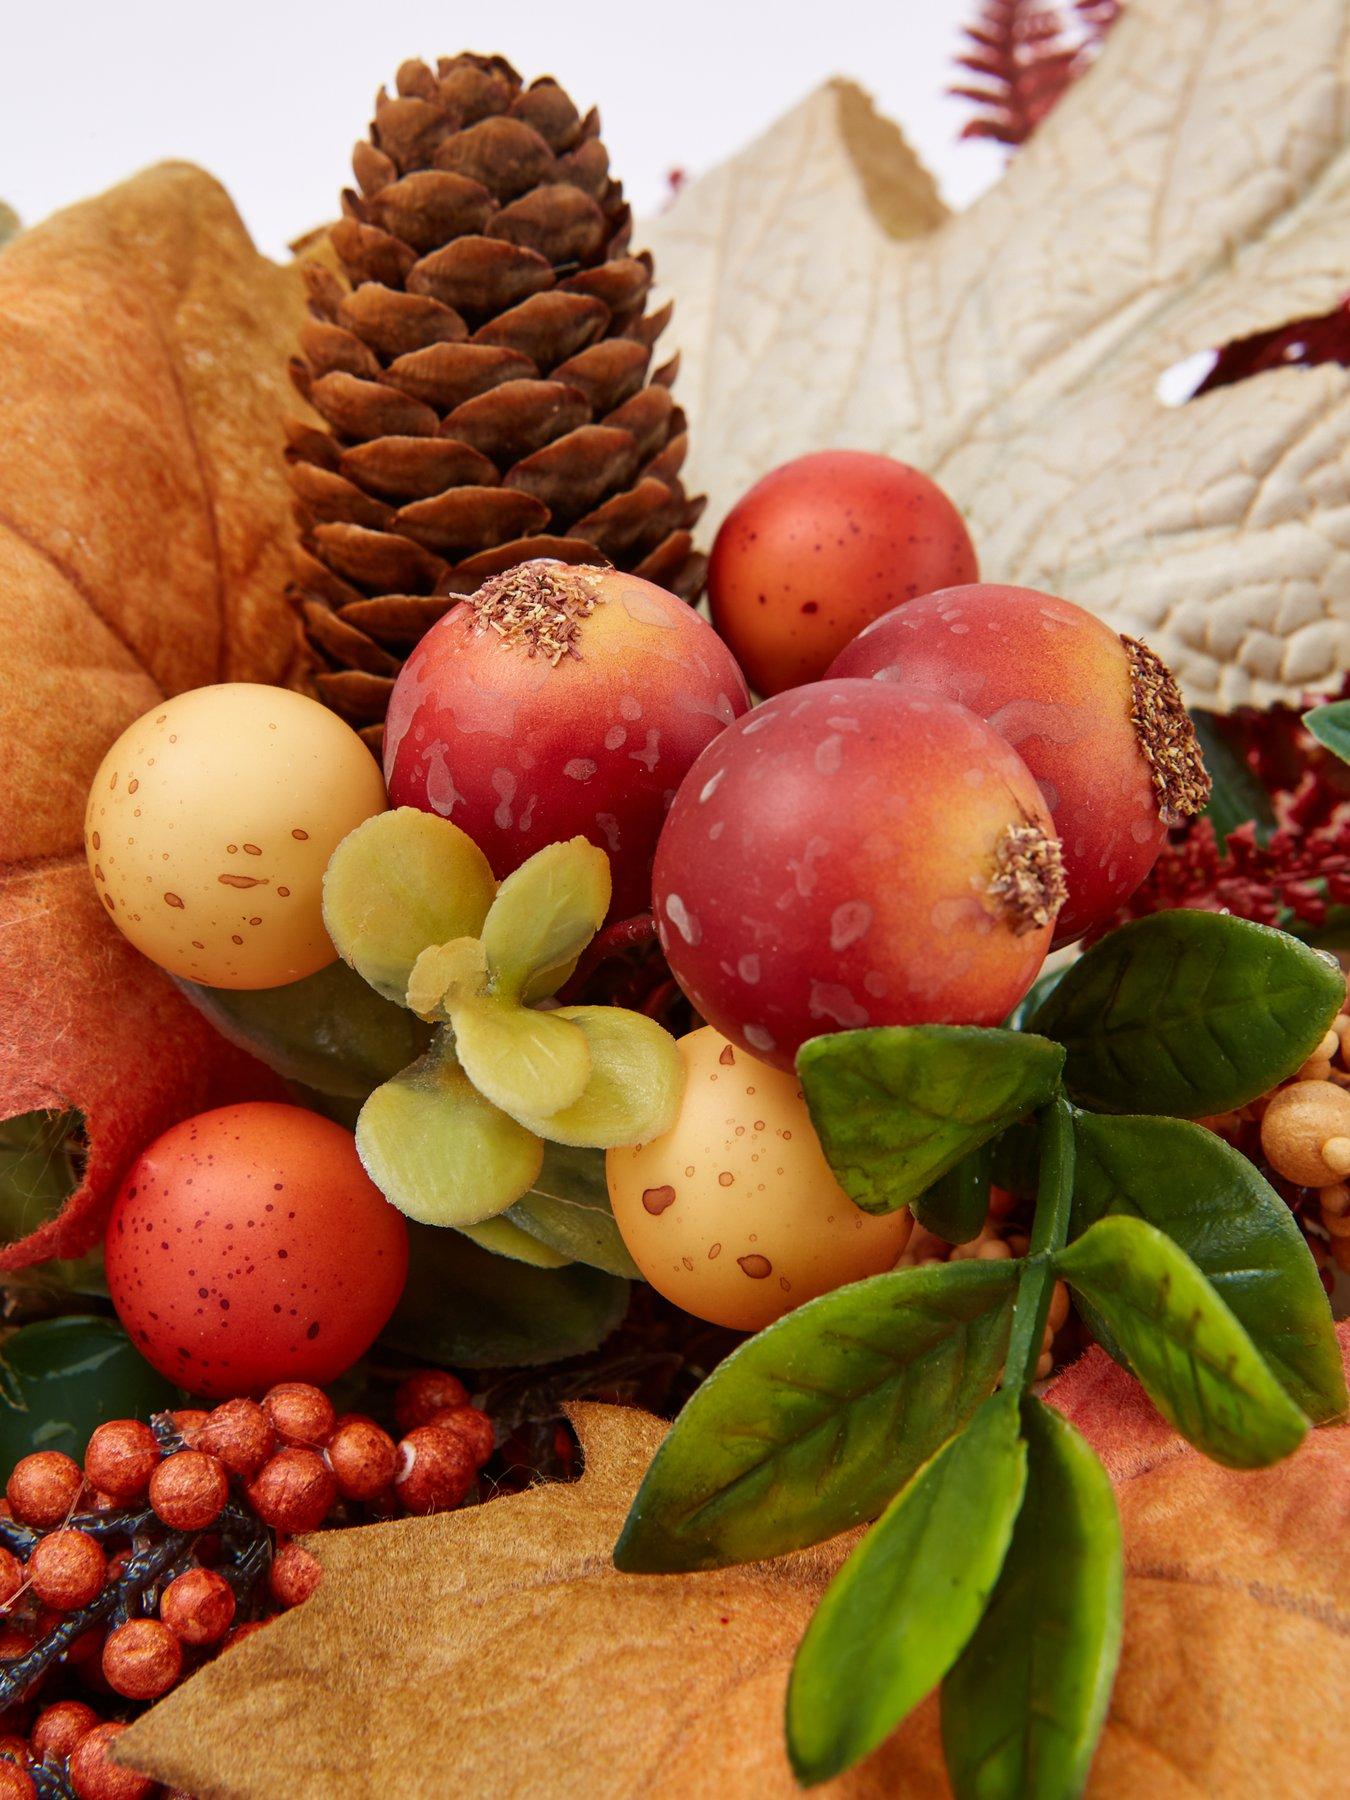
{"left": 119, "top": 1331, "right": 1350, "bottom": 1799}
{"left": 0, "top": 163, "right": 311, "bottom": 1265}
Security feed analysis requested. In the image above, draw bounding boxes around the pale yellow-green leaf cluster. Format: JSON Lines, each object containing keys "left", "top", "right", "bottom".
{"left": 323, "top": 812, "right": 683, "bottom": 1233}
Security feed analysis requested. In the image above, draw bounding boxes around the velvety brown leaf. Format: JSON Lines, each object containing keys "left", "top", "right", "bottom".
{"left": 119, "top": 1329, "right": 1350, "bottom": 1798}
{"left": 0, "top": 162, "right": 309, "bottom": 1263}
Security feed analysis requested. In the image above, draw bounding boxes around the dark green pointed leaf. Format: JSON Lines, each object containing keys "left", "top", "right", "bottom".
{"left": 614, "top": 1258, "right": 1019, "bottom": 1573}
{"left": 1191, "top": 710, "right": 1276, "bottom": 844}
{"left": 380, "top": 1222, "right": 629, "bottom": 1368}
{"left": 1054, "top": 1216, "right": 1308, "bottom": 1468}
{"left": 507, "top": 1144, "right": 642, "bottom": 1279}
{"left": 177, "top": 960, "right": 431, "bottom": 1099}
{"left": 942, "top": 1397, "right": 1122, "bottom": 1800}
{"left": 0, "top": 1317, "right": 179, "bottom": 1465}
{"left": 788, "top": 1392, "right": 1026, "bottom": 1786}
{"left": 1030, "top": 912, "right": 1343, "bottom": 1117}
{"left": 1304, "top": 700, "right": 1350, "bottom": 765}
{"left": 0, "top": 1107, "right": 85, "bottom": 1244}
{"left": 1071, "top": 1112, "right": 1345, "bottom": 1424}
{"left": 1005, "top": 965, "right": 1068, "bottom": 1031}
{"left": 797, "top": 1027, "right": 1065, "bottom": 1214}
{"left": 914, "top": 1144, "right": 992, "bottom": 1246}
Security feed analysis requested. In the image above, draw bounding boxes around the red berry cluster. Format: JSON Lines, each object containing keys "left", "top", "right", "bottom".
{"left": 0, "top": 1373, "right": 492, "bottom": 1797}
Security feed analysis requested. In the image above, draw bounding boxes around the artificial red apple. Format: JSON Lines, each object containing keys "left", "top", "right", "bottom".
{"left": 652, "top": 678, "right": 1065, "bottom": 1070}
{"left": 707, "top": 450, "right": 978, "bottom": 697}
{"left": 384, "top": 561, "right": 751, "bottom": 918}
{"left": 827, "top": 583, "right": 1210, "bottom": 943}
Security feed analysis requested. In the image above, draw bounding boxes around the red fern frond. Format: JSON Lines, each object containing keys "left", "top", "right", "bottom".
{"left": 951, "top": 0, "right": 1122, "bottom": 147}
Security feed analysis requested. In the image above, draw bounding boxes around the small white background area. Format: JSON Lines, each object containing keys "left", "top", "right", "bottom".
{"left": 0, "top": 0, "right": 1005, "bottom": 255}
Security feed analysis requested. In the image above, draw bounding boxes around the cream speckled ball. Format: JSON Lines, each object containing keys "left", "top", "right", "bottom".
{"left": 608, "top": 1027, "right": 912, "bottom": 1330}
{"left": 85, "top": 685, "right": 386, "bottom": 989}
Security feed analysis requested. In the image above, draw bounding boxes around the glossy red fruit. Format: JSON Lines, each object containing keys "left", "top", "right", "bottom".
{"left": 652, "top": 680, "right": 1063, "bottom": 1069}
{"left": 707, "top": 451, "right": 979, "bottom": 698}
{"left": 827, "top": 584, "right": 1211, "bottom": 943}
{"left": 383, "top": 562, "right": 750, "bottom": 918}
{"left": 105, "top": 1104, "right": 409, "bottom": 1398}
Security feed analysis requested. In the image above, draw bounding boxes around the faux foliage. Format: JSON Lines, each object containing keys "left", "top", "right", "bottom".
{"left": 616, "top": 907, "right": 1344, "bottom": 1796}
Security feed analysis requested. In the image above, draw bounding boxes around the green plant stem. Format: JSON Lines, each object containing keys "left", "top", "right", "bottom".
{"left": 1004, "top": 1096, "right": 1074, "bottom": 1392}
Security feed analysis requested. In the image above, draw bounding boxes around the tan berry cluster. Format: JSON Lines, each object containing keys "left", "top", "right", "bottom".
{"left": 897, "top": 1191, "right": 1071, "bottom": 1381}
{"left": 1202, "top": 970, "right": 1350, "bottom": 1278}
{"left": 0, "top": 1371, "right": 493, "bottom": 1796}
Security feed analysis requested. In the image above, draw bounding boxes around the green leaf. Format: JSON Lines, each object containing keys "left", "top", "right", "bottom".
{"left": 1004, "top": 1097, "right": 1075, "bottom": 1392}
{"left": 507, "top": 1145, "right": 642, "bottom": 1279}
{"left": 1072, "top": 1112, "right": 1346, "bottom": 1424}
{"left": 914, "top": 1144, "right": 992, "bottom": 1246}
{"left": 1030, "top": 912, "right": 1344, "bottom": 1117}
{"left": 480, "top": 837, "right": 611, "bottom": 1003}
{"left": 1005, "top": 965, "right": 1068, "bottom": 1031}
{"left": 0, "top": 1317, "right": 179, "bottom": 1465}
{"left": 1304, "top": 700, "right": 1350, "bottom": 765}
{"left": 1054, "top": 1216, "right": 1308, "bottom": 1468}
{"left": 942, "top": 1398, "right": 1122, "bottom": 1800}
{"left": 1191, "top": 710, "right": 1276, "bottom": 844}
{"left": 797, "top": 1027, "right": 1066, "bottom": 1215}
{"left": 456, "top": 1215, "right": 573, "bottom": 1268}
{"left": 382, "top": 1223, "right": 629, "bottom": 1367}
{"left": 355, "top": 1038, "right": 543, "bottom": 1226}
{"left": 788, "top": 1392, "right": 1027, "bottom": 1786}
{"left": 451, "top": 996, "right": 592, "bottom": 1123}
{"left": 177, "top": 961, "right": 431, "bottom": 1099}
{"left": 512, "top": 1005, "right": 684, "bottom": 1149}
{"left": 613, "top": 1259, "right": 1019, "bottom": 1572}
{"left": 0, "top": 1108, "right": 85, "bottom": 1245}
{"left": 0, "top": 1110, "right": 105, "bottom": 1305}
{"left": 323, "top": 808, "right": 497, "bottom": 1006}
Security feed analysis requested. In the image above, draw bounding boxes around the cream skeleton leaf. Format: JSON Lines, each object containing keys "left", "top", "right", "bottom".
{"left": 322, "top": 809, "right": 684, "bottom": 1227}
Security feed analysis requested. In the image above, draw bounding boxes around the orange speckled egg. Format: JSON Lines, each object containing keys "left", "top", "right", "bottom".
{"left": 85, "top": 685, "right": 386, "bottom": 989}
{"left": 105, "top": 1103, "right": 408, "bottom": 1398}
{"left": 607, "top": 1028, "right": 911, "bottom": 1330}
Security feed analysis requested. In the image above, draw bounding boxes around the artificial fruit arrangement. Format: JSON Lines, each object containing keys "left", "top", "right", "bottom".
{"left": 3, "top": 23, "right": 1348, "bottom": 1796}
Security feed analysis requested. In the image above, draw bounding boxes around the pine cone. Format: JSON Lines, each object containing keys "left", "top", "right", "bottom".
{"left": 288, "top": 53, "right": 706, "bottom": 752}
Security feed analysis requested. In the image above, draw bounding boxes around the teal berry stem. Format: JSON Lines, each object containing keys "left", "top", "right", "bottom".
{"left": 1003, "top": 1094, "right": 1075, "bottom": 1392}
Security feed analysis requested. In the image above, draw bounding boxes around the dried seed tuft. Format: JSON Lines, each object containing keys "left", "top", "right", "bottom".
{"left": 1123, "top": 635, "right": 1211, "bottom": 823}
{"left": 988, "top": 822, "right": 1067, "bottom": 934}
{"left": 466, "top": 559, "right": 605, "bottom": 665}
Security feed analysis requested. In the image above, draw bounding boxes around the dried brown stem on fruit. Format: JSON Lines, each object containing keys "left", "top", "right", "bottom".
{"left": 988, "top": 823, "right": 1067, "bottom": 933}
{"left": 1123, "top": 636, "right": 1212, "bottom": 823}
{"left": 466, "top": 561, "right": 604, "bottom": 663}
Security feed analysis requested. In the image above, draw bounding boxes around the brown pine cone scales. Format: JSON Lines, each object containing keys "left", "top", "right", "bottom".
{"left": 290, "top": 52, "right": 707, "bottom": 751}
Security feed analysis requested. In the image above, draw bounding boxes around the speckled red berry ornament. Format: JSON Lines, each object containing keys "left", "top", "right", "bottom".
{"left": 245, "top": 1448, "right": 336, "bottom": 1534}
{"left": 69, "top": 1720, "right": 155, "bottom": 1799}
{"left": 394, "top": 1426, "right": 477, "bottom": 1515}
{"left": 6, "top": 1452, "right": 84, "bottom": 1529}
{"left": 159, "top": 1568, "right": 235, "bottom": 1645}
{"left": 82, "top": 1422, "right": 160, "bottom": 1502}
{"left": 653, "top": 679, "right": 1065, "bottom": 1069}
{"left": 104, "top": 1103, "right": 409, "bottom": 1397}
{"left": 31, "top": 1698, "right": 99, "bottom": 1761}
{"left": 383, "top": 561, "right": 750, "bottom": 918}
{"left": 827, "top": 584, "right": 1211, "bottom": 943}
{"left": 708, "top": 451, "right": 979, "bottom": 697}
